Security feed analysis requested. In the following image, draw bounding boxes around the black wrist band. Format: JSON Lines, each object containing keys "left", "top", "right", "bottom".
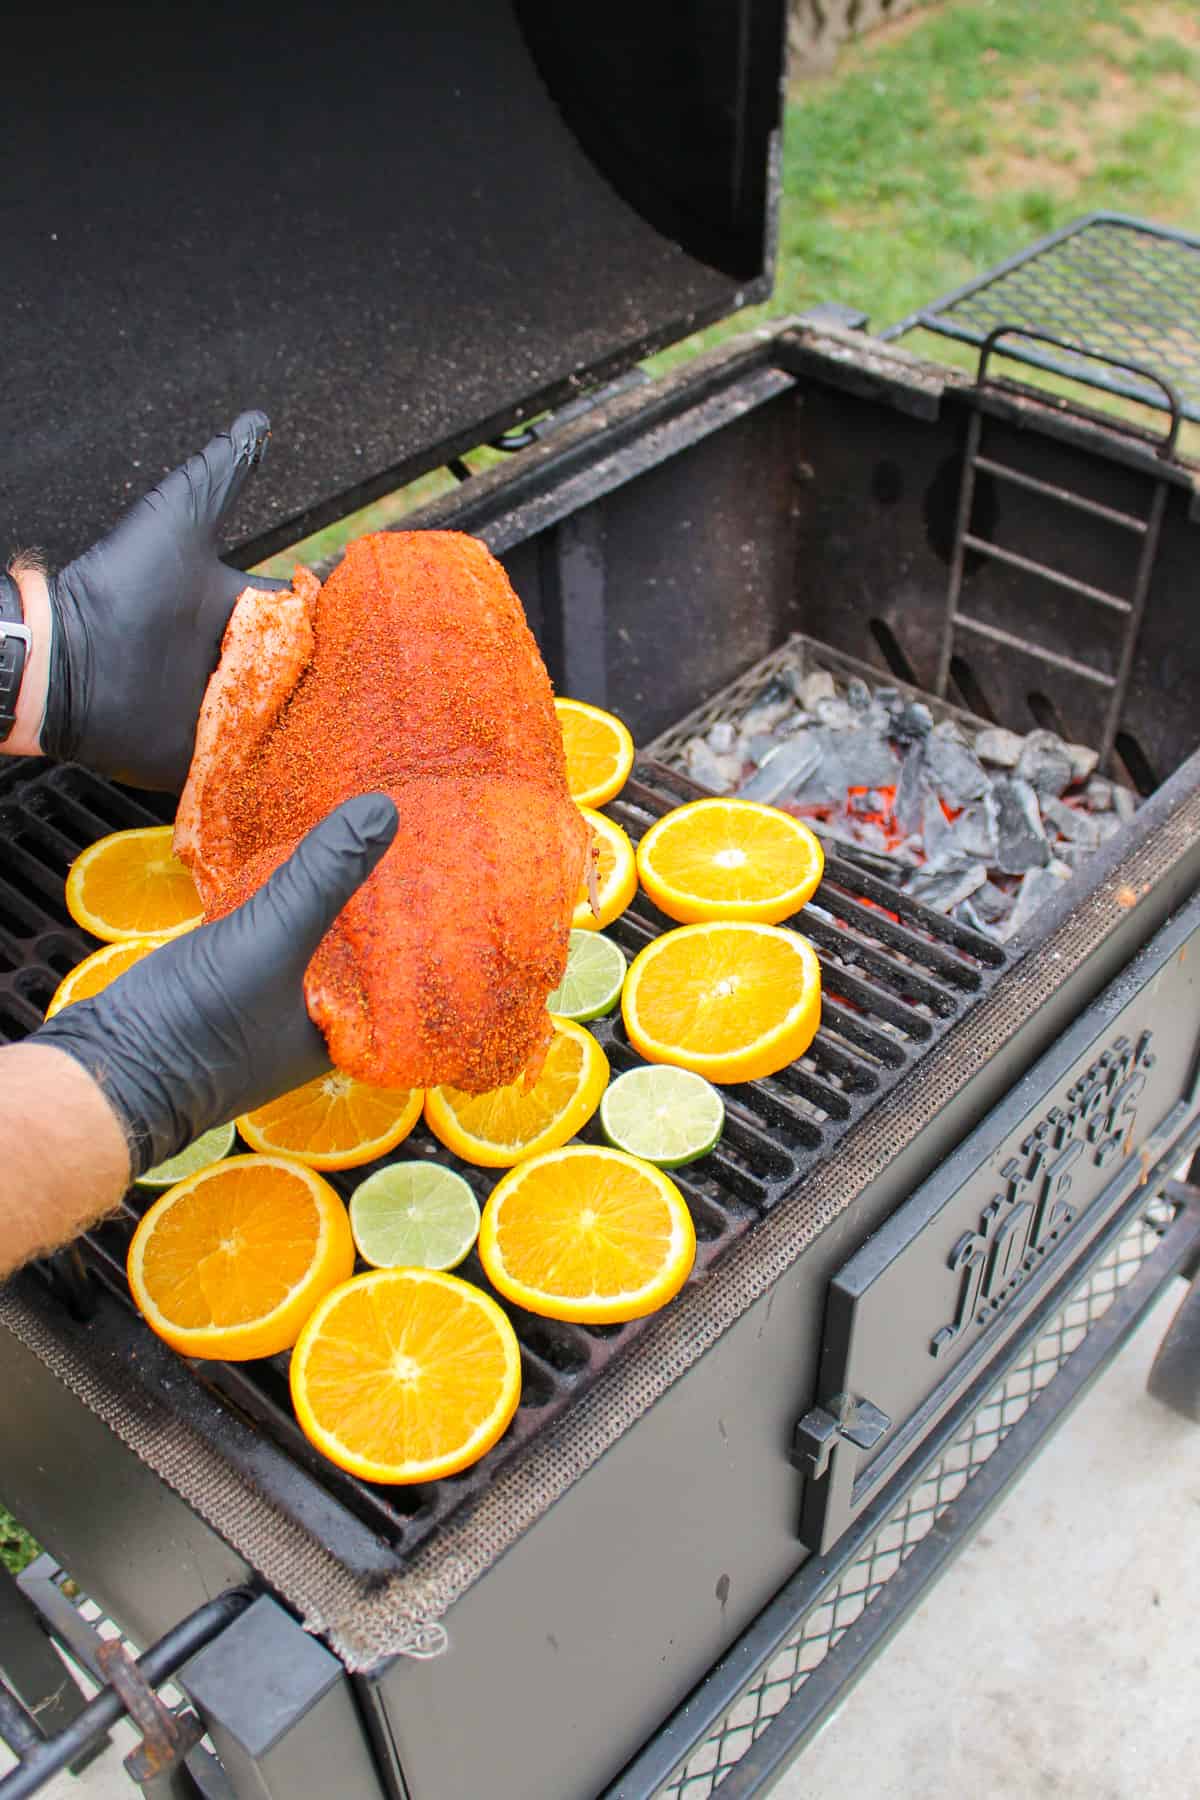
{"left": 0, "top": 574, "right": 31, "bottom": 748}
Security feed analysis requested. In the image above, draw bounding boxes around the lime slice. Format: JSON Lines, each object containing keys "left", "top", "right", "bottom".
{"left": 349, "top": 1163, "right": 481, "bottom": 1271}
{"left": 138, "top": 1122, "right": 237, "bottom": 1190}
{"left": 546, "top": 929, "right": 626, "bottom": 1022}
{"left": 599, "top": 1066, "right": 725, "bottom": 1168}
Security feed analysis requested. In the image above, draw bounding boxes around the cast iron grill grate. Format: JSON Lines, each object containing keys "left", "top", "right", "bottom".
{"left": 0, "top": 759, "right": 1006, "bottom": 1564}
{"left": 882, "top": 212, "right": 1200, "bottom": 423}
{"left": 655, "top": 1207, "right": 1169, "bottom": 1800}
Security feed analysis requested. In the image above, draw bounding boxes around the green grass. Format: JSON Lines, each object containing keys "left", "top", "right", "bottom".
{"left": 257, "top": 0, "right": 1200, "bottom": 573}
{"left": 1, "top": 1502, "right": 41, "bottom": 1575}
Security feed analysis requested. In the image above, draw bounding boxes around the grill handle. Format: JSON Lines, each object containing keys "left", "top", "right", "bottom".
{"left": 975, "top": 324, "right": 1184, "bottom": 460}
{"left": 0, "top": 1587, "right": 254, "bottom": 1799}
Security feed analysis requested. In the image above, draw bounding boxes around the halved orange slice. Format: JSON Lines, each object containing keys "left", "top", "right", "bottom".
{"left": 237, "top": 1073, "right": 423, "bottom": 1171}
{"left": 478, "top": 1144, "right": 696, "bottom": 1324}
{"left": 636, "top": 798, "right": 824, "bottom": 924}
{"left": 622, "top": 921, "right": 821, "bottom": 1084}
{"left": 290, "top": 1269, "right": 522, "bottom": 1483}
{"left": 555, "top": 698, "right": 636, "bottom": 808}
{"left": 127, "top": 1154, "right": 355, "bottom": 1360}
{"left": 424, "top": 1017, "right": 608, "bottom": 1167}
{"left": 572, "top": 808, "right": 637, "bottom": 930}
{"left": 44, "top": 937, "right": 164, "bottom": 1019}
{"left": 65, "top": 827, "right": 202, "bottom": 943}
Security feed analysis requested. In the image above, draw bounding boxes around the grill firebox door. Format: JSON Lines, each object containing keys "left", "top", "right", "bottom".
{"left": 796, "top": 893, "right": 1200, "bottom": 1555}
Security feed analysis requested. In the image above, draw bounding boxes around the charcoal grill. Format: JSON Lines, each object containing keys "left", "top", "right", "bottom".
{"left": 5, "top": 6, "right": 1200, "bottom": 1798}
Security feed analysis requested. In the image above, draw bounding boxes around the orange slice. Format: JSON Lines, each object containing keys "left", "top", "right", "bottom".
{"left": 290, "top": 1269, "right": 522, "bottom": 1483}
{"left": 637, "top": 798, "right": 824, "bottom": 924}
{"left": 44, "top": 936, "right": 164, "bottom": 1019}
{"left": 425, "top": 1017, "right": 608, "bottom": 1167}
{"left": 237, "top": 1073, "right": 423, "bottom": 1171}
{"left": 478, "top": 1145, "right": 696, "bottom": 1324}
{"left": 127, "top": 1154, "right": 355, "bottom": 1360}
{"left": 555, "top": 697, "right": 636, "bottom": 807}
{"left": 572, "top": 808, "right": 637, "bottom": 930}
{"left": 622, "top": 921, "right": 821, "bottom": 1084}
{"left": 65, "top": 827, "right": 202, "bottom": 943}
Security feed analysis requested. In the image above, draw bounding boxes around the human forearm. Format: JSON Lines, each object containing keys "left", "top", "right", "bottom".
{"left": 0, "top": 1042, "right": 130, "bottom": 1276}
{"left": 1, "top": 565, "right": 51, "bottom": 759}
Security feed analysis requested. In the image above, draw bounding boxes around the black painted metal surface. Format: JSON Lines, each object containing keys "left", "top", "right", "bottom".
{"left": 3, "top": 0, "right": 785, "bottom": 570}
{"left": 0, "top": 754, "right": 1006, "bottom": 1568}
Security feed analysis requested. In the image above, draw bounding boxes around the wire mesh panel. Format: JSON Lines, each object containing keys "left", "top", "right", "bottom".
{"left": 884, "top": 214, "right": 1200, "bottom": 423}
{"left": 659, "top": 1208, "right": 1168, "bottom": 1800}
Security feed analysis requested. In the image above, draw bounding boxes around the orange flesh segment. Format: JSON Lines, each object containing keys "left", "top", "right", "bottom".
{"left": 139, "top": 1165, "right": 322, "bottom": 1329}
{"left": 491, "top": 1157, "right": 679, "bottom": 1299}
{"left": 299, "top": 1278, "right": 516, "bottom": 1465}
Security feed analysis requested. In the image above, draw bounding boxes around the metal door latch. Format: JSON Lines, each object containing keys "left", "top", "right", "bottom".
{"left": 790, "top": 1392, "right": 891, "bottom": 1480}
{"left": 96, "top": 1638, "right": 205, "bottom": 1784}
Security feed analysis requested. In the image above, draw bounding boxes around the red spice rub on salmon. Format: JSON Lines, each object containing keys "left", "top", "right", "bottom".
{"left": 175, "top": 531, "right": 590, "bottom": 1091}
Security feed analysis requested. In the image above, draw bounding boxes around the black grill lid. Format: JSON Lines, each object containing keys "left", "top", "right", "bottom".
{"left": 5, "top": 0, "right": 785, "bottom": 570}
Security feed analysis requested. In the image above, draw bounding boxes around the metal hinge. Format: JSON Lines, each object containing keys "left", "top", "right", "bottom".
{"left": 790, "top": 1392, "right": 891, "bottom": 1481}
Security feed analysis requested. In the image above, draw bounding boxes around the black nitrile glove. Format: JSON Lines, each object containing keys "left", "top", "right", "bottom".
{"left": 35, "top": 794, "right": 398, "bottom": 1177}
{"left": 40, "top": 410, "right": 289, "bottom": 793}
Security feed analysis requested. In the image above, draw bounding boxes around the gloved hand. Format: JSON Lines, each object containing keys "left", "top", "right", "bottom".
{"left": 40, "top": 410, "right": 288, "bottom": 793}
{"left": 35, "top": 794, "right": 398, "bottom": 1177}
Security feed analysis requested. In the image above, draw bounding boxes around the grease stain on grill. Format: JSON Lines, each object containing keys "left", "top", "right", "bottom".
{"left": 3, "top": 758, "right": 1009, "bottom": 1567}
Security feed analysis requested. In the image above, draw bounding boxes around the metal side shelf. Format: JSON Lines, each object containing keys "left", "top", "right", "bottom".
{"left": 606, "top": 1177, "right": 1200, "bottom": 1800}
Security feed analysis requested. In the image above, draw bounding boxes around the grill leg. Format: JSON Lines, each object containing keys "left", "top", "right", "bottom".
{"left": 1148, "top": 1273, "right": 1200, "bottom": 1421}
{"left": 179, "top": 1595, "right": 390, "bottom": 1800}
{"left": 0, "top": 1563, "right": 102, "bottom": 1771}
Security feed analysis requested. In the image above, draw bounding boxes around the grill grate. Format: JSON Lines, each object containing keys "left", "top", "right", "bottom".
{"left": 658, "top": 1207, "right": 1169, "bottom": 1799}
{"left": 882, "top": 212, "right": 1200, "bottom": 424}
{"left": 1, "top": 759, "right": 1006, "bottom": 1565}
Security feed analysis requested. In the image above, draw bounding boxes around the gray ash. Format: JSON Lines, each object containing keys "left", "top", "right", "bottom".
{"left": 679, "top": 657, "right": 1136, "bottom": 945}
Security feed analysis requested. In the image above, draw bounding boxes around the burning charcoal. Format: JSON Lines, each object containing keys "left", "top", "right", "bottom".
{"left": 1113, "top": 785, "right": 1138, "bottom": 823}
{"left": 1065, "top": 742, "right": 1099, "bottom": 784}
{"left": 992, "top": 776, "right": 1050, "bottom": 874}
{"left": 996, "top": 860, "right": 1073, "bottom": 942}
{"left": 873, "top": 687, "right": 900, "bottom": 713}
{"left": 1084, "top": 775, "right": 1114, "bottom": 811}
{"left": 1041, "top": 795, "right": 1101, "bottom": 850}
{"left": 738, "top": 735, "right": 822, "bottom": 803}
{"left": 748, "top": 733, "right": 786, "bottom": 765}
{"left": 741, "top": 678, "right": 795, "bottom": 737}
{"left": 905, "top": 862, "right": 988, "bottom": 914}
{"left": 893, "top": 743, "right": 926, "bottom": 837}
{"left": 919, "top": 790, "right": 958, "bottom": 870}
{"left": 849, "top": 819, "right": 889, "bottom": 854}
{"left": 846, "top": 676, "right": 873, "bottom": 714}
{"left": 949, "top": 790, "right": 1000, "bottom": 862}
{"left": 685, "top": 736, "right": 740, "bottom": 793}
{"left": 800, "top": 670, "right": 836, "bottom": 709}
{"left": 923, "top": 733, "right": 989, "bottom": 806}
{"left": 707, "top": 721, "right": 737, "bottom": 755}
{"left": 956, "top": 898, "right": 995, "bottom": 935}
{"left": 1015, "top": 729, "right": 1073, "bottom": 798}
{"left": 841, "top": 726, "right": 902, "bottom": 789}
{"left": 974, "top": 726, "right": 1023, "bottom": 769}
{"left": 968, "top": 880, "right": 1013, "bottom": 924}
{"left": 888, "top": 699, "right": 933, "bottom": 744}
{"left": 932, "top": 718, "right": 968, "bottom": 744}
{"left": 814, "top": 695, "right": 855, "bottom": 730}
{"left": 848, "top": 788, "right": 886, "bottom": 816}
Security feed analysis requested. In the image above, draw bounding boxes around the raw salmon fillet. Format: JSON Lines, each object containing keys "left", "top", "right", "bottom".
{"left": 175, "top": 531, "right": 591, "bottom": 1091}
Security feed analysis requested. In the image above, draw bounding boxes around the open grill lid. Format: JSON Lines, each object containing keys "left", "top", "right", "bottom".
{"left": 5, "top": 0, "right": 785, "bottom": 570}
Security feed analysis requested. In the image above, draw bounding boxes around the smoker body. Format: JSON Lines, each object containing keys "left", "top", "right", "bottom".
{"left": 4, "top": 322, "right": 1200, "bottom": 1799}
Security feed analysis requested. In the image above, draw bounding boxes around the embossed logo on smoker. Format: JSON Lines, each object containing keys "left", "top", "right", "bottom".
{"left": 931, "top": 1030, "right": 1156, "bottom": 1358}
